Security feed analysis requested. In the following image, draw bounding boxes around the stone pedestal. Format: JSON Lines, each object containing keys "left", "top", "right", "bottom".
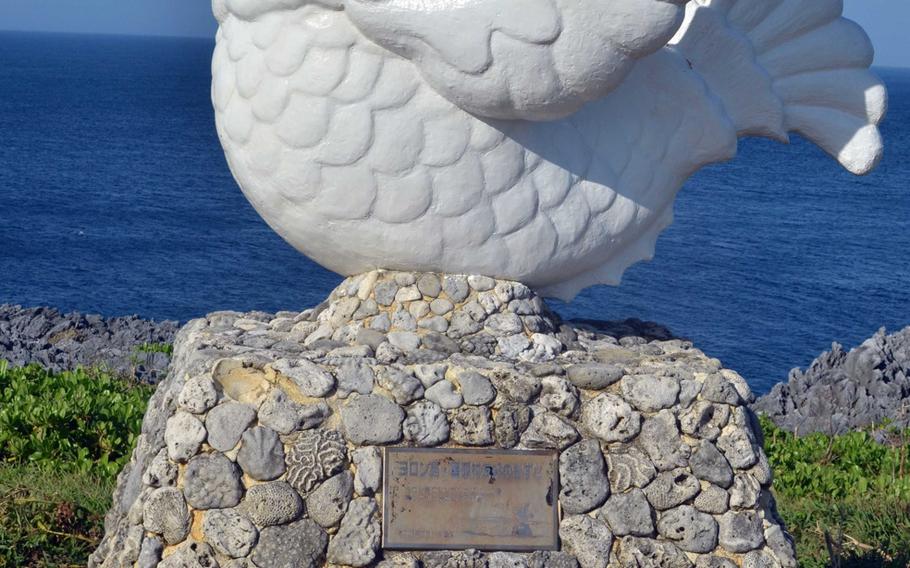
{"left": 91, "top": 271, "right": 797, "bottom": 568}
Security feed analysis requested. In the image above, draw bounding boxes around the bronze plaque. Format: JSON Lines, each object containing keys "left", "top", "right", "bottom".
{"left": 382, "top": 447, "right": 559, "bottom": 551}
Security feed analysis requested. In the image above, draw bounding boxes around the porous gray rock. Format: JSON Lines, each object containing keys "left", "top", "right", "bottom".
{"left": 559, "top": 515, "right": 613, "bottom": 568}
{"left": 137, "top": 536, "right": 163, "bottom": 568}
{"left": 237, "top": 426, "right": 286, "bottom": 481}
{"left": 637, "top": 410, "right": 690, "bottom": 471}
{"left": 681, "top": 401, "right": 730, "bottom": 441}
{"left": 374, "top": 281, "right": 399, "bottom": 306}
{"left": 158, "top": 541, "right": 219, "bottom": 568}
{"left": 178, "top": 375, "right": 219, "bottom": 414}
{"left": 444, "top": 275, "right": 470, "bottom": 302}
{"left": 488, "top": 551, "right": 528, "bottom": 568}
{"left": 258, "top": 388, "right": 304, "bottom": 434}
{"left": 717, "top": 420, "right": 759, "bottom": 470}
{"left": 656, "top": 505, "right": 718, "bottom": 553}
{"left": 424, "top": 379, "right": 464, "bottom": 409}
{"left": 742, "top": 550, "right": 780, "bottom": 568}
{"left": 377, "top": 554, "right": 421, "bottom": 568}
{"left": 341, "top": 394, "right": 404, "bottom": 444}
{"left": 142, "top": 487, "right": 190, "bottom": 545}
{"left": 308, "top": 471, "right": 355, "bottom": 528}
{"left": 491, "top": 370, "right": 542, "bottom": 404}
{"left": 388, "top": 331, "right": 421, "bottom": 352}
{"left": 241, "top": 481, "right": 304, "bottom": 527}
{"left": 458, "top": 370, "right": 496, "bottom": 405}
{"left": 764, "top": 525, "right": 798, "bottom": 568}
{"left": 499, "top": 334, "right": 532, "bottom": 358}
{"left": 143, "top": 449, "right": 178, "bottom": 488}
{"left": 694, "top": 484, "right": 730, "bottom": 515}
{"left": 336, "top": 360, "right": 375, "bottom": 398}
{"left": 203, "top": 509, "right": 258, "bottom": 558}
{"left": 327, "top": 497, "right": 381, "bottom": 567}
{"left": 183, "top": 453, "right": 243, "bottom": 510}
{"left": 567, "top": 363, "right": 624, "bottom": 389}
{"left": 521, "top": 411, "right": 579, "bottom": 450}
{"left": 621, "top": 374, "right": 680, "bottom": 412}
{"left": 414, "top": 363, "right": 448, "bottom": 387}
{"left": 605, "top": 448, "right": 657, "bottom": 493}
{"left": 598, "top": 488, "right": 654, "bottom": 537}
{"left": 272, "top": 358, "right": 335, "bottom": 397}
{"left": 719, "top": 511, "right": 765, "bottom": 553}
{"left": 485, "top": 313, "right": 524, "bottom": 336}
{"left": 528, "top": 551, "right": 580, "bottom": 568}
{"left": 164, "top": 411, "right": 206, "bottom": 463}
{"left": 644, "top": 469, "right": 701, "bottom": 511}
{"left": 494, "top": 403, "right": 532, "bottom": 448}
{"left": 223, "top": 559, "right": 260, "bottom": 568}
{"left": 430, "top": 298, "right": 454, "bottom": 315}
{"left": 690, "top": 440, "right": 734, "bottom": 488}
{"left": 617, "top": 537, "right": 693, "bottom": 568}
{"left": 696, "top": 557, "right": 737, "bottom": 568}
{"left": 581, "top": 393, "right": 641, "bottom": 443}
{"left": 451, "top": 406, "right": 494, "bottom": 446}
{"left": 403, "top": 400, "right": 450, "bottom": 446}
{"left": 730, "top": 473, "right": 762, "bottom": 509}
{"left": 352, "top": 446, "right": 382, "bottom": 495}
{"left": 559, "top": 440, "right": 609, "bottom": 514}
{"left": 539, "top": 376, "right": 580, "bottom": 418}
{"left": 417, "top": 273, "right": 442, "bottom": 297}
{"left": 702, "top": 373, "right": 743, "bottom": 405}
{"left": 252, "top": 518, "right": 328, "bottom": 568}
{"left": 468, "top": 275, "right": 495, "bottom": 291}
{"left": 378, "top": 368, "right": 425, "bottom": 404}
{"left": 206, "top": 402, "right": 257, "bottom": 452}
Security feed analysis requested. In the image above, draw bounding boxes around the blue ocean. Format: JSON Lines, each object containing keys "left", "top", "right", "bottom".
{"left": 0, "top": 32, "right": 907, "bottom": 394}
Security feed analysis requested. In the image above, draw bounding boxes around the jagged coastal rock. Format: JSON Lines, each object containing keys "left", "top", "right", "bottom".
{"left": 0, "top": 304, "right": 177, "bottom": 383}
{"left": 92, "top": 271, "right": 796, "bottom": 568}
{"left": 754, "top": 326, "right": 910, "bottom": 435}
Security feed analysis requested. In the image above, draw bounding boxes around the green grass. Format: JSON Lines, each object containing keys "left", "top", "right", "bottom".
{"left": 0, "top": 466, "right": 115, "bottom": 568}
{"left": 0, "top": 361, "right": 153, "bottom": 567}
{"left": 761, "top": 416, "right": 910, "bottom": 567}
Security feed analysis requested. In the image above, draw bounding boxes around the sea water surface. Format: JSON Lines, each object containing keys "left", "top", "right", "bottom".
{"left": 0, "top": 32, "right": 907, "bottom": 393}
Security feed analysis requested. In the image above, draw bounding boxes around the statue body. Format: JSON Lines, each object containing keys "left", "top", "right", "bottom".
{"left": 212, "top": 0, "right": 885, "bottom": 300}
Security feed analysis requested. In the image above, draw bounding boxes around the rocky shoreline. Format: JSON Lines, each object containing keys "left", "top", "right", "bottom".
{"left": 0, "top": 304, "right": 178, "bottom": 383}
{"left": 753, "top": 326, "right": 910, "bottom": 435}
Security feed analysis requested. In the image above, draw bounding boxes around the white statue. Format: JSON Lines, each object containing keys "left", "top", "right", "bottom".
{"left": 211, "top": 0, "right": 886, "bottom": 300}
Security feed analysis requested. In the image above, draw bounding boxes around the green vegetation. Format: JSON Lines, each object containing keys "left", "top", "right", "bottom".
{"left": 0, "top": 362, "right": 153, "bottom": 567}
{"left": 761, "top": 416, "right": 910, "bottom": 567}
{"left": 0, "top": 466, "right": 115, "bottom": 568}
{"left": 134, "top": 342, "right": 174, "bottom": 356}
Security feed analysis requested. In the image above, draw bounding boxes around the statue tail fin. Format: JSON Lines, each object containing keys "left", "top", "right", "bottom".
{"left": 671, "top": 0, "right": 886, "bottom": 175}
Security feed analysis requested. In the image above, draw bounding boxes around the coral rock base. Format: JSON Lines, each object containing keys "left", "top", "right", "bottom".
{"left": 92, "top": 271, "right": 797, "bottom": 568}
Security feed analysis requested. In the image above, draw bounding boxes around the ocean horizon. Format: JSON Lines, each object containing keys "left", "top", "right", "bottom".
{"left": 0, "top": 31, "right": 907, "bottom": 394}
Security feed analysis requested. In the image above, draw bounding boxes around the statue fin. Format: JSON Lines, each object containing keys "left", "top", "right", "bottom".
{"left": 671, "top": 0, "right": 886, "bottom": 175}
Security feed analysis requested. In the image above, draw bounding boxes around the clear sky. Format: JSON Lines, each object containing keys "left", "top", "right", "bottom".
{"left": 0, "top": 0, "right": 906, "bottom": 68}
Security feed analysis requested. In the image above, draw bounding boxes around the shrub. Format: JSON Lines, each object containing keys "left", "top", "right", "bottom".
{"left": 0, "top": 361, "right": 153, "bottom": 478}
{"left": 761, "top": 416, "right": 910, "bottom": 567}
{"left": 0, "top": 361, "right": 153, "bottom": 567}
